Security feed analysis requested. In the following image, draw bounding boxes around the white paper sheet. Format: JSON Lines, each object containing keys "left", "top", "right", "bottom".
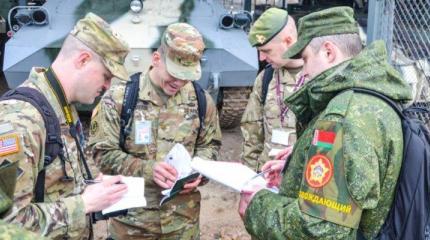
{"left": 164, "top": 143, "right": 193, "bottom": 178}
{"left": 190, "top": 157, "right": 267, "bottom": 192}
{"left": 102, "top": 176, "right": 146, "bottom": 214}
{"left": 271, "top": 129, "right": 294, "bottom": 146}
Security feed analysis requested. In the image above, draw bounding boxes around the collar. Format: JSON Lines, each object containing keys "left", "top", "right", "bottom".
{"left": 24, "top": 67, "right": 78, "bottom": 124}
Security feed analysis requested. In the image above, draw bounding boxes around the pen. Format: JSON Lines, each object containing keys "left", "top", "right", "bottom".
{"left": 82, "top": 179, "right": 102, "bottom": 185}
{"left": 82, "top": 179, "right": 125, "bottom": 185}
{"left": 250, "top": 167, "right": 273, "bottom": 181}
{"left": 244, "top": 167, "right": 273, "bottom": 187}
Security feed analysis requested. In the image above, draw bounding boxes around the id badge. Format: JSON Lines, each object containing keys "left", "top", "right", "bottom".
{"left": 271, "top": 129, "right": 293, "bottom": 146}
{"left": 135, "top": 120, "right": 152, "bottom": 145}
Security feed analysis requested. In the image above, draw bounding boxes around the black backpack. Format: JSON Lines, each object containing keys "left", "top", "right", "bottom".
{"left": 261, "top": 64, "right": 274, "bottom": 105}
{"left": 0, "top": 87, "right": 68, "bottom": 203}
{"left": 352, "top": 88, "right": 430, "bottom": 240}
{"left": 119, "top": 72, "right": 207, "bottom": 152}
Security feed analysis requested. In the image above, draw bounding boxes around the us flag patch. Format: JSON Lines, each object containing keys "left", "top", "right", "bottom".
{"left": 0, "top": 134, "right": 20, "bottom": 156}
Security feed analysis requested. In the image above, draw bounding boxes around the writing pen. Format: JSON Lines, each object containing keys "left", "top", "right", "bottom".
{"left": 250, "top": 167, "right": 273, "bottom": 181}
{"left": 82, "top": 179, "right": 124, "bottom": 185}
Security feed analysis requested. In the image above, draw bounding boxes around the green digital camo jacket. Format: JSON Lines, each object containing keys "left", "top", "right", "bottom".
{"left": 241, "top": 67, "right": 302, "bottom": 171}
{"left": 244, "top": 41, "right": 412, "bottom": 239}
{"left": 89, "top": 71, "right": 222, "bottom": 238}
{"left": 0, "top": 68, "right": 90, "bottom": 239}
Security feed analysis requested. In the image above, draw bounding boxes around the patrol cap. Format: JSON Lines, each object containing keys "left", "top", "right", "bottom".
{"left": 70, "top": 12, "right": 130, "bottom": 80}
{"left": 283, "top": 6, "right": 359, "bottom": 59}
{"left": 161, "top": 23, "right": 205, "bottom": 81}
{"left": 248, "top": 8, "right": 289, "bottom": 47}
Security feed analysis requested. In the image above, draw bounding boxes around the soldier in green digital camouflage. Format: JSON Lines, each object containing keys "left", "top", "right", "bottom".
{"left": 0, "top": 12, "right": 130, "bottom": 239}
{"left": 89, "top": 22, "right": 222, "bottom": 239}
{"left": 238, "top": 6, "right": 412, "bottom": 239}
{"left": 0, "top": 162, "right": 45, "bottom": 240}
{"left": 241, "top": 8, "right": 304, "bottom": 172}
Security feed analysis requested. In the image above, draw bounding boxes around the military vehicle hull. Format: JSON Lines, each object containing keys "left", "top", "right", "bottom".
{"left": 3, "top": 0, "right": 258, "bottom": 127}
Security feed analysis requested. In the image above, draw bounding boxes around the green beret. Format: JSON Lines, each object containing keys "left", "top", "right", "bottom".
{"left": 283, "top": 6, "right": 359, "bottom": 59}
{"left": 248, "top": 8, "right": 288, "bottom": 47}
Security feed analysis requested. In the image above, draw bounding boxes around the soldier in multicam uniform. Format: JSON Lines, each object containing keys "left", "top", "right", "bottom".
{"left": 88, "top": 22, "right": 222, "bottom": 239}
{"left": 241, "top": 8, "right": 304, "bottom": 172}
{"left": 238, "top": 7, "right": 412, "bottom": 239}
{"left": 0, "top": 13, "right": 130, "bottom": 239}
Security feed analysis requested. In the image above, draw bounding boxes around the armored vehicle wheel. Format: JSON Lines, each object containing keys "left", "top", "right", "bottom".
{"left": 218, "top": 87, "right": 252, "bottom": 129}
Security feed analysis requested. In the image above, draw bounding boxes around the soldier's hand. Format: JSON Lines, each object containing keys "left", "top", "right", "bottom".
{"left": 274, "top": 145, "right": 294, "bottom": 160}
{"left": 180, "top": 175, "right": 202, "bottom": 194}
{"left": 153, "top": 162, "right": 177, "bottom": 189}
{"left": 261, "top": 160, "right": 285, "bottom": 188}
{"left": 81, "top": 174, "right": 128, "bottom": 214}
{"left": 238, "top": 185, "right": 262, "bottom": 220}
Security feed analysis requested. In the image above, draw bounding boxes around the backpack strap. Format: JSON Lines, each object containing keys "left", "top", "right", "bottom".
{"left": 261, "top": 64, "right": 274, "bottom": 105}
{"left": 118, "top": 75, "right": 207, "bottom": 151}
{"left": 0, "top": 87, "right": 63, "bottom": 202}
{"left": 119, "top": 72, "right": 141, "bottom": 152}
{"left": 192, "top": 81, "right": 207, "bottom": 138}
{"left": 351, "top": 88, "right": 404, "bottom": 119}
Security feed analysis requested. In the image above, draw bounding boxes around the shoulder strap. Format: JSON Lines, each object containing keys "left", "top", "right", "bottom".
{"left": 351, "top": 87, "right": 404, "bottom": 119}
{"left": 261, "top": 64, "right": 274, "bottom": 105}
{"left": 0, "top": 87, "right": 62, "bottom": 202}
{"left": 192, "top": 81, "right": 207, "bottom": 138}
{"left": 119, "top": 72, "right": 141, "bottom": 152}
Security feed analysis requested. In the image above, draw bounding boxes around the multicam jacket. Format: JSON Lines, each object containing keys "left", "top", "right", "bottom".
{"left": 89, "top": 71, "right": 222, "bottom": 237}
{"left": 244, "top": 41, "right": 412, "bottom": 239}
{"left": 0, "top": 68, "right": 90, "bottom": 239}
{"left": 241, "top": 67, "right": 302, "bottom": 171}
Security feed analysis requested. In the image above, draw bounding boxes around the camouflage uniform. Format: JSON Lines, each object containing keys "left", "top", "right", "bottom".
{"left": 0, "top": 163, "right": 45, "bottom": 240}
{"left": 89, "top": 23, "right": 222, "bottom": 240}
{"left": 243, "top": 7, "right": 412, "bottom": 240}
{"left": 0, "top": 13, "right": 129, "bottom": 239}
{"left": 241, "top": 8, "right": 302, "bottom": 171}
{"left": 241, "top": 68, "right": 302, "bottom": 171}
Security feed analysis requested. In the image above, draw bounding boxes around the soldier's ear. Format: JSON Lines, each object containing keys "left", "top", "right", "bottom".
{"left": 152, "top": 51, "right": 162, "bottom": 66}
{"left": 322, "top": 41, "right": 337, "bottom": 64}
{"left": 75, "top": 51, "right": 92, "bottom": 69}
{"left": 284, "top": 35, "right": 293, "bottom": 47}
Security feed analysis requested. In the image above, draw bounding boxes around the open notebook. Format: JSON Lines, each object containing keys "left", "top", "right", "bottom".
{"left": 191, "top": 157, "right": 275, "bottom": 192}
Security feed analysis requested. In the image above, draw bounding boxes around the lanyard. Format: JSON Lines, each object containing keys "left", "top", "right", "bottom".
{"left": 275, "top": 71, "right": 306, "bottom": 126}
{"left": 44, "top": 68, "right": 93, "bottom": 180}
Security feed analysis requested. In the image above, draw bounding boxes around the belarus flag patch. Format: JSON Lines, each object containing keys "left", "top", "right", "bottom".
{"left": 312, "top": 130, "right": 336, "bottom": 150}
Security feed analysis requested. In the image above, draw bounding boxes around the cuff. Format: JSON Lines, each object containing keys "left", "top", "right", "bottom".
{"left": 62, "top": 195, "right": 87, "bottom": 233}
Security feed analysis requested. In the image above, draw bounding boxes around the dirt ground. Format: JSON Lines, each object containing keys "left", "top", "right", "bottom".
{"left": 93, "top": 126, "right": 251, "bottom": 240}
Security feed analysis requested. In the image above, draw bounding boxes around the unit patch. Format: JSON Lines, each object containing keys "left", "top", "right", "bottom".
{"left": 305, "top": 154, "right": 333, "bottom": 188}
{"left": 0, "top": 134, "right": 20, "bottom": 156}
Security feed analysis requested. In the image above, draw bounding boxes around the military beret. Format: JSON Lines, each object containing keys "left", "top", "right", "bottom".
{"left": 70, "top": 12, "right": 130, "bottom": 80}
{"left": 283, "top": 6, "right": 359, "bottom": 59}
{"left": 248, "top": 8, "right": 289, "bottom": 47}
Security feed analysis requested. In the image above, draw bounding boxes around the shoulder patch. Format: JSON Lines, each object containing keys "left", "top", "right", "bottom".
{"left": 305, "top": 154, "right": 333, "bottom": 188}
{"left": 312, "top": 129, "right": 336, "bottom": 150}
{"left": 0, "top": 134, "right": 20, "bottom": 157}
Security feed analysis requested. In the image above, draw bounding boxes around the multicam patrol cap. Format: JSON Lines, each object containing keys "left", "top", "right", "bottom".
{"left": 161, "top": 23, "right": 205, "bottom": 81}
{"left": 70, "top": 12, "right": 130, "bottom": 80}
{"left": 248, "top": 7, "right": 289, "bottom": 47}
{"left": 283, "top": 6, "right": 359, "bottom": 59}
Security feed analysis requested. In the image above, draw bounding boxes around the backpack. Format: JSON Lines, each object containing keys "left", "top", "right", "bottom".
{"left": 119, "top": 72, "right": 207, "bottom": 152}
{"left": 261, "top": 64, "right": 274, "bottom": 105}
{"left": 351, "top": 88, "right": 430, "bottom": 240}
{"left": 0, "top": 87, "right": 67, "bottom": 202}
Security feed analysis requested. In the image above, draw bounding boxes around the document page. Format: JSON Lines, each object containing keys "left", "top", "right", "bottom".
{"left": 102, "top": 176, "right": 146, "bottom": 214}
{"left": 191, "top": 157, "right": 267, "bottom": 192}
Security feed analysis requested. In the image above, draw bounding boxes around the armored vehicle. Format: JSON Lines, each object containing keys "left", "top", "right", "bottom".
{"left": 2, "top": 0, "right": 258, "bottom": 128}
